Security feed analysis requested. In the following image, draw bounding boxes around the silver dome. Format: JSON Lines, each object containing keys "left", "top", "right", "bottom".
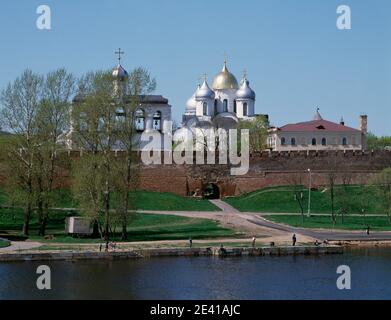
{"left": 112, "top": 64, "right": 129, "bottom": 81}
{"left": 186, "top": 85, "right": 199, "bottom": 110}
{"left": 236, "top": 78, "right": 255, "bottom": 100}
{"left": 195, "top": 80, "right": 215, "bottom": 100}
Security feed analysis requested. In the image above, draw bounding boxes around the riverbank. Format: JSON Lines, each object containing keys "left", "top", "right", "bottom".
{"left": 0, "top": 244, "right": 343, "bottom": 262}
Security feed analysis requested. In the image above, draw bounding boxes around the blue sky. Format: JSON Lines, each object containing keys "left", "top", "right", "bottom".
{"left": 0, "top": 0, "right": 390, "bottom": 135}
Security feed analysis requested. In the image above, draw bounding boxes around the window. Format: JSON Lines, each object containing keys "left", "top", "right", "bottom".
{"left": 214, "top": 99, "right": 218, "bottom": 114}
{"left": 203, "top": 102, "right": 207, "bottom": 116}
{"left": 115, "top": 107, "right": 126, "bottom": 129}
{"left": 233, "top": 100, "right": 237, "bottom": 114}
{"left": 153, "top": 111, "right": 161, "bottom": 131}
{"left": 281, "top": 137, "right": 286, "bottom": 146}
{"left": 243, "top": 102, "right": 248, "bottom": 116}
{"left": 223, "top": 99, "right": 228, "bottom": 112}
{"left": 291, "top": 137, "right": 296, "bottom": 146}
{"left": 342, "top": 137, "right": 347, "bottom": 146}
{"left": 135, "top": 109, "right": 145, "bottom": 132}
{"left": 321, "top": 138, "right": 327, "bottom": 146}
{"left": 312, "top": 138, "right": 317, "bottom": 146}
{"left": 79, "top": 112, "right": 87, "bottom": 131}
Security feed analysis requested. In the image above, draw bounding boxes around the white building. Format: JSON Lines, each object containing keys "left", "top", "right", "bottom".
{"left": 268, "top": 110, "right": 368, "bottom": 151}
{"left": 182, "top": 60, "right": 259, "bottom": 130}
{"left": 65, "top": 61, "right": 172, "bottom": 151}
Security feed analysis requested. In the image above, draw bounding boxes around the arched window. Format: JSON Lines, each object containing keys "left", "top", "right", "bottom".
{"left": 342, "top": 137, "right": 347, "bottom": 146}
{"left": 291, "top": 137, "right": 296, "bottom": 146}
{"left": 233, "top": 100, "right": 237, "bottom": 114}
{"left": 203, "top": 102, "right": 207, "bottom": 116}
{"left": 79, "top": 112, "right": 87, "bottom": 131}
{"left": 281, "top": 137, "right": 286, "bottom": 146}
{"left": 214, "top": 99, "right": 218, "bottom": 114}
{"left": 115, "top": 107, "right": 125, "bottom": 125}
{"left": 223, "top": 99, "right": 228, "bottom": 112}
{"left": 243, "top": 102, "right": 248, "bottom": 116}
{"left": 312, "top": 138, "right": 317, "bottom": 146}
{"left": 321, "top": 138, "right": 327, "bottom": 146}
{"left": 153, "top": 111, "right": 161, "bottom": 131}
{"left": 135, "top": 109, "right": 145, "bottom": 132}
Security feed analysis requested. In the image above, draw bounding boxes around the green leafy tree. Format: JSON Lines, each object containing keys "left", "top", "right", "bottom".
{"left": 114, "top": 67, "right": 156, "bottom": 240}
{"left": 34, "top": 69, "right": 75, "bottom": 236}
{"left": 71, "top": 70, "right": 118, "bottom": 241}
{"left": 367, "top": 133, "right": 391, "bottom": 151}
{"left": 235, "top": 115, "right": 269, "bottom": 152}
{"left": 0, "top": 70, "right": 44, "bottom": 235}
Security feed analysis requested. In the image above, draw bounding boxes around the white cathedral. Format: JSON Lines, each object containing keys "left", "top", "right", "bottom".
{"left": 181, "top": 60, "right": 258, "bottom": 130}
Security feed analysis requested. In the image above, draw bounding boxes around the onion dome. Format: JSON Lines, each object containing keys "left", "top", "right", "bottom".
{"left": 212, "top": 61, "right": 239, "bottom": 90}
{"left": 112, "top": 64, "right": 129, "bottom": 81}
{"left": 236, "top": 77, "right": 255, "bottom": 100}
{"left": 195, "top": 80, "right": 215, "bottom": 100}
{"left": 186, "top": 85, "right": 199, "bottom": 110}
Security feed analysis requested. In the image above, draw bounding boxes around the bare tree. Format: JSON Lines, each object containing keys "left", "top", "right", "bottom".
{"left": 371, "top": 168, "right": 391, "bottom": 224}
{"left": 336, "top": 172, "right": 353, "bottom": 224}
{"left": 286, "top": 172, "right": 306, "bottom": 224}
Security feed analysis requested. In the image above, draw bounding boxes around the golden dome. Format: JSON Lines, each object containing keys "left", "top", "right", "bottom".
{"left": 212, "top": 62, "right": 239, "bottom": 90}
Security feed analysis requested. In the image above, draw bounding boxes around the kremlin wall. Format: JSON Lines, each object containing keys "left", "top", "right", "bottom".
{"left": 1, "top": 150, "right": 387, "bottom": 198}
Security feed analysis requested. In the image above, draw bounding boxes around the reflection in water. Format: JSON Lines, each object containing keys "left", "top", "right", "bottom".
{"left": 0, "top": 247, "right": 391, "bottom": 300}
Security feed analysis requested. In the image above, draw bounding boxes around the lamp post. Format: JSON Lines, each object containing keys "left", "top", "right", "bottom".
{"left": 307, "top": 168, "right": 312, "bottom": 217}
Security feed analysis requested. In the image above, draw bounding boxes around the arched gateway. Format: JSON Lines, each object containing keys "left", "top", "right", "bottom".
{"left": 203, "top": 183, "right": 220, "bottom": 199}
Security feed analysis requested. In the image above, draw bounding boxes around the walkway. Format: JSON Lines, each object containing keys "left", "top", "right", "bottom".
{"left": 0, "top": 241, "right": 42, "bottom": 252}
{"left": 208, "top": 199, "right": 240, "bottom": 213}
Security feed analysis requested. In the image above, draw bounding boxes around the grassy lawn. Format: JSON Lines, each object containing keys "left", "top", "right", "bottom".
{"left": 225, "top": 185, "right": 384, "bottom": 214}
{"left": 0, "top": 207, "right": 236, "bottom": 243}
{"left": 132, "top": 191, "right": 219, "bottom": 211}
{"left": 266, "top": 215, "right": 391, "bottom": 231}
{"left": 0, "top": 239, "right": 10, "bottom": 248}
{"left": 0, "top": 189, "right": 219, "bottom": 212}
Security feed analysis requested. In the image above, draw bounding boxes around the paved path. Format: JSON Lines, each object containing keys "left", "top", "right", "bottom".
{"left": 0, "top": 241, "right": 42, "bottom": 252}
{"left": 209, "top": 199, "right": 240, "bottom": 213}
{"left": 2, "top": 200, "right": 391, "bottom": 250}
{"left": 242, "top": 214, "right": 391, "bottom": 241}
{"left": 140, "top": 199, "right": 391, "bottom": 242}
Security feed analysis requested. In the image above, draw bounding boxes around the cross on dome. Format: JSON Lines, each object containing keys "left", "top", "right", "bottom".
{"left": 115, "top": 48, "right": 125, "bottom": 63}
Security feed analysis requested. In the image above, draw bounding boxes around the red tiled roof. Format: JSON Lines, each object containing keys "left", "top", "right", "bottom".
{"left": 279, "top": 119, "right": 361, "bottom": 133}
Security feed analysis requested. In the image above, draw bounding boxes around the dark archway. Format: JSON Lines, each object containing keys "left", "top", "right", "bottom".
{"left": 203, "top": 183, "right": 220, "bottom": 199}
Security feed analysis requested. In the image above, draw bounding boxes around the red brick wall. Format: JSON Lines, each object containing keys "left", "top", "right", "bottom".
{"left": 0, "top": 150, "right": 390, "bottom": 197}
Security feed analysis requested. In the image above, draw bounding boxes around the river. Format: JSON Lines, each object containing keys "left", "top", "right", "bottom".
{"left": 0, "top": 247, "right": 390, "bottom": 300}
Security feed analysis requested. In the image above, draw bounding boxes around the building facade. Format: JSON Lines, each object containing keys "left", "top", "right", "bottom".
{"left": 182, "top": 61, "right": 258, "bottom": 130}
{"left": 267, "top": 110, "right": 368, "bottom": 151}
{"left": 65, "top": 62, "right": 172, "bottom": 151}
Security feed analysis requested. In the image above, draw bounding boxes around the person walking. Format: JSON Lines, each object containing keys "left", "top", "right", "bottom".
{"left": 292, "top": 234, "right": 297, "bottom": 246}
{"left": 366, "top": 226, "right": 370, "bottom": 235}
{"left": 189, "top": 237, "right": 193, "bottom": 248}
{"left": 252, "top": 236, "right": 256, "bottom": 248}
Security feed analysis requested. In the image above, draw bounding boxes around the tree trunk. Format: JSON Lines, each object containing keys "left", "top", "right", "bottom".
{"left": 39, "top": 216, "right": 47, "bottom": 237}
{"left": 22, "top": 203, "right": 31, "bottom": 236}
{"left": 91, "top": 220, "right": 100, "bottom": 238}
{"left": 121, "top": 220, "right": 128, "bottom": 241}
{"left": 104, "top": 181, "right": 110, "bottom": 242}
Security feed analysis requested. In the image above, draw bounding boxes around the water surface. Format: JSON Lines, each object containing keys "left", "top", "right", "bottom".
{"left": 0, "top": 248, "right": 390, "bottom": 299}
